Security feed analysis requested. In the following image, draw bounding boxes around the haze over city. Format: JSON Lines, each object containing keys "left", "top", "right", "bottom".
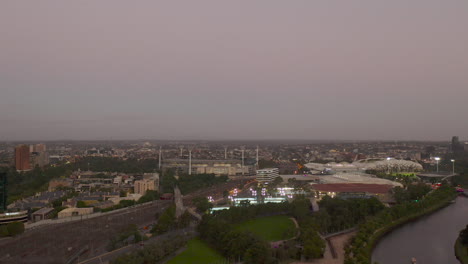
{"left": 1, "top": 1, "right": 468, "bottom": 141}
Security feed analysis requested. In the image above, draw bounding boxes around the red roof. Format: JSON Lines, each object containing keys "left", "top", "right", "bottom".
{"left": 311, "top": 183, "right": 393, "bottom": 194}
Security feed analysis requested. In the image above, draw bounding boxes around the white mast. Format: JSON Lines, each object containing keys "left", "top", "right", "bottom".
{"left": 188, "top": 145, "right": 194, "bottom": 175}
{"left": 256, "top": 145, "right": 259, "bottom": 169}
{"left": 241, "top": 146, "right": 245, "bottom": 176}
{"left": 158, "top": 146, "right": 162, "bottom": 170}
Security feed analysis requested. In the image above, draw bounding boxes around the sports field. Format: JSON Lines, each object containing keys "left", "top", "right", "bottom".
{"left": 235, "top": 215, "right": 297, "bottom": 241}
{"left": 391, "top": 172, "right": 416, "bottom": 177}
{"left": 167, "top": 239, "right": 227, "bottom": 264}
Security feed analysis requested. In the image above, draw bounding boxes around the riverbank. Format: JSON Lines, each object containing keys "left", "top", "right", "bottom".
{"left": 345, "top": 187, "right": 458, "bottom": 263}
{"left": 456, "top": 237, "right": 468, "bottom": 264}
{"left": 368, "top": 191, "right": 458, "bottom": 254}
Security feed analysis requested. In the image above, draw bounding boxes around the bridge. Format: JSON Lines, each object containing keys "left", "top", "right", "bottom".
{"left": 416, "top": 172, "right": 457, "bottom": 182}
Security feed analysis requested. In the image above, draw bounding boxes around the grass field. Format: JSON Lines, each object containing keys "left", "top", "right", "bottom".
{"left": 235, "top": 215, "right": 297, "bottom": 242}
{"left": 391, "top": 172, "right": 416, "bottom": 177}
{"left": 167, "top": 239, "right": 227, "bottom": 264}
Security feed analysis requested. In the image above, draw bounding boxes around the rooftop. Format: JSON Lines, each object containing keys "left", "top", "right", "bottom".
{"left": 310, "top": 183, "right": 394, "bottom": 194}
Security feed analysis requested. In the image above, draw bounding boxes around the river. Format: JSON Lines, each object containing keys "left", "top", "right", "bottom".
{"left": 372, "top": 196, "right": 468, "bottom": 264}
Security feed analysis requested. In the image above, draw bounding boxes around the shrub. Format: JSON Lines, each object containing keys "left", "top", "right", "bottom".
{"left": 6, "top": 222, "right": 24, "bottom": 236}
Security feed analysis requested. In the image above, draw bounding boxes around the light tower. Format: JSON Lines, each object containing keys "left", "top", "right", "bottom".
{"left": 240, "top": 146, "right": 245, "bottom": 176}
{"left": 256, "top": 145, "right": 259, "bottom": 169}
{"left": 179, "top": 145, "right": 184, "bottom": 158}
{"left": 451, "top": 159, "right": 455, "bottom": 174}
{"left": 188, "top": 145, "right": 194, "bottom": 175}
{"left": 158, "top": 146, "right": 162, "bottom": 170}
{"left": 435, "top": 157, "right": 440, "bottom": 173}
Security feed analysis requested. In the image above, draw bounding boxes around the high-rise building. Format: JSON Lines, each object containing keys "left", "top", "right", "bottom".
{"left": 30, "top": 144, "right": 49, "bottom": 168}
{"left": 33, "top": 144, "right": 47, "bottom": 153}
{"left": 0, "top": 172, "right": 7, "bottom": 211}
{"left": 452, "top": 136, "right": 463, "bottom": 153}
{"left": 15, "top": 145, "right": 31, "bottom": 171}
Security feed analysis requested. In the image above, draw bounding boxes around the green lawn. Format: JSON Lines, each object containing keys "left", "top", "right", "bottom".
{"left": 235, "top": 215, "right": 297, "bottom": 242}
{"left": 391, "top": 172, "right": 416, "bottom": 177}
{"left": 167, "top": 239, "right": 227, "bottom": 264}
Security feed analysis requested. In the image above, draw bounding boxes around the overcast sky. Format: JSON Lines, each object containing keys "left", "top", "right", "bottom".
{"left": 1, "top": 1, "right": 467, "bottom": 141}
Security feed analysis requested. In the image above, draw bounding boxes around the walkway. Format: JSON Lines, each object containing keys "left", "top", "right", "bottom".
{"left": 291, "top": 231, "right": 356, "bottom": 264}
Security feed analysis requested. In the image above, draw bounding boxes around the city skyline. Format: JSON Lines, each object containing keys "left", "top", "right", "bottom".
{"left": 1, "top": 1, "right": 468, "bottom": 141}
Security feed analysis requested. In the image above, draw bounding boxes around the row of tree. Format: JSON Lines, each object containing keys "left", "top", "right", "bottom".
{"left": 151, "top": 205, "right": 191, "bottom": 235}
{"left": 72, "top": 157, "right": 159, "bottom": 173}
{"left": 3, "top": 165, "right": 73, "bottom": 205}
{"left": 344, "top": 185, "right": 457, "bottom": 264}
{"left": 107, "top": 224, "right": 143, "bottom": 251}
{"left": 111, "top": 234, "right": 191, "bottom": 264}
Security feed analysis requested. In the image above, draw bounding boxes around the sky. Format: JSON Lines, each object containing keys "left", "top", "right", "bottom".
{"left": 1, "top": 1, "right": 468, "bottom": 141}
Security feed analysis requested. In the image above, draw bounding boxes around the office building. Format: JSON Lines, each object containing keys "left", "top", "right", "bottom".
{"left": 256, "top": 168, "right": 280, "bottom": 183}
{"left": 31, "top": 144, "right": 49, "bottom": 168}
{"left": 134, "top": 179, "right": 157, "bottom": 195}
{"left": 15, "top": 145, "right": 31, "bottom": 171}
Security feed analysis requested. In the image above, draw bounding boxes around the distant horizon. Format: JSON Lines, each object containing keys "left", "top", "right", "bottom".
{"left": 1, "top": 137, "right": 458, "bottom": 143}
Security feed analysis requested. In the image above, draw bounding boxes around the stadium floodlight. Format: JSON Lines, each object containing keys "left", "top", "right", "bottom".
{"left": 435, "top": 157, "right": 440, "bottom": 173}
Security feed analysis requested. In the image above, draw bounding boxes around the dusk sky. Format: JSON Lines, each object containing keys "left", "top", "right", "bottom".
{"left": 1, "top": 1, "right": 467, "bottom": 141}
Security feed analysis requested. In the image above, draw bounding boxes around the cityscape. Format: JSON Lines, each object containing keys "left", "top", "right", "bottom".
{"left": 0, "top": 138, "right": 467, "bottom": 263}
{"left": 1, "top": 1, "right": 468, "bottom": 264}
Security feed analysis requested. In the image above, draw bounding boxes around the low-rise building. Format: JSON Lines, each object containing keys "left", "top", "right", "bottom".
{"left": 108, "top": 194, "right": 142, "bottom": 204}
{"left": 310, "top": 183, "right": 394, "bottom": 202}
{"left": 58, "top": 208, "right": 93, "bottom": 218}
{"left": 31, "top": 207, "right": 55, "bottom": 222}
{"left": 48, "top": 179, "right": 73, "bottom": 191}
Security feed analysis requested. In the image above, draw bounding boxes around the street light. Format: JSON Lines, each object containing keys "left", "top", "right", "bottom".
{"left": 451, "top": 159, "right": 455, "bottom": 174}
{"left": 434, "top": 157, "right": 440, "bottom": 173}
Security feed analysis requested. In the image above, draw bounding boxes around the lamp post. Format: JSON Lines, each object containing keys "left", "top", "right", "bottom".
{"left": 435, "top": 157, "right": 440, "bottom": 173}
{"left": 451, "top": 159, "right": 455, "bottom": 174}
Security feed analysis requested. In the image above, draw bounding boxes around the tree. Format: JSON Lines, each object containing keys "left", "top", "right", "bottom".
{"left": 77, "top": 201, "right": 87, "bottom": 208}
{"left": 301, "top": 228, "right": 325, "bottom": 259}
{"left": 243, "top": 240, "right": 271, "bottom": 264}
{"left": 137, "top": 190, "right": 159, "bottom": 204}
{"left": 160, "top": 170, "right": 178, "bottom": 194}
{"left": 152, "top": 206, "right": 176, "bottom": 234}
{"left": 460, "top": 225, "right": 468, "bottom": 245}
{"left": 193, "top": 197, "right": 213, "bottom": 213}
